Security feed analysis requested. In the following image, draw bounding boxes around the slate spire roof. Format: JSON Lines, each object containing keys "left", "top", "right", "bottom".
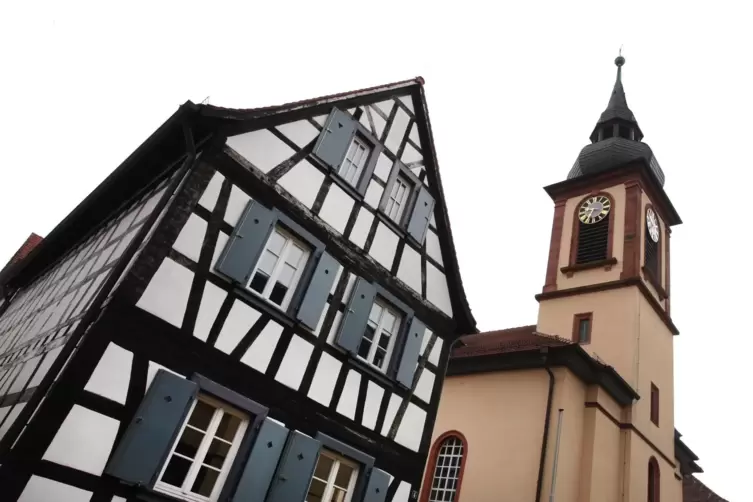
{"left": 592, "top": 54, "right": 640, "bottom": 133}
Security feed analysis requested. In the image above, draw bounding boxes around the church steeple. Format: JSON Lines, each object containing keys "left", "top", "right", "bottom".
{"left": 568, "top": 54, "right": 666, "bottom": 187}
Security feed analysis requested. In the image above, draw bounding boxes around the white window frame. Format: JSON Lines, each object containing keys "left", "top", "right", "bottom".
{"left": 306, "top": 449, "right": 360, "bottom": 502}
{"left": 357, "top": 298, "right": 401, "bottom": 372}
{"left": 338, "top": 136, "right": 371, "bottom": 188}
{"left": 154, "top": 395, "right": 249, "bottom": 502}
{"left": 384, "top": 173, "right": 412, "bottom": 223}
{"left": 428, "top": 436, "right": 464, "bottom": 502}
{"left": 246, "top": 226, "right": 311, "bottom": 310}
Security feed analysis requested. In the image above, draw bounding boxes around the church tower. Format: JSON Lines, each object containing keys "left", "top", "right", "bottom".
{"left": 423, "top": 56, "right": 715, "bottom": 502}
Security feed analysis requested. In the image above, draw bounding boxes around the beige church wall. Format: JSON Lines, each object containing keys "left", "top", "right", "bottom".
{"left": 424, "top": 369, "right": 550, "bottom": 501}
{"left": 626, "top": 431, "right": 681, "bottom": 502}
{"left": 556, "top": 183, "right": 627, "bottom": 288}
{"left": 580, "top": 406, "right": 622, "bottom": 502}
{"left": 639, "top": 192, "right": 668, "bottom": 307}
{"left": 633, "top": 293, "right": 676, "bottom": 459}
{"left": 537, "top": 287, "right": 640, "bottom": 385}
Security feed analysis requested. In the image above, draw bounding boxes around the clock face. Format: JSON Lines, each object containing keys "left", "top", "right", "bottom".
{"left": 578, "top": 195, "right": 611, "bottom": 224}
{"left": 646, "top": 207, "right": 660, "bottom": 242}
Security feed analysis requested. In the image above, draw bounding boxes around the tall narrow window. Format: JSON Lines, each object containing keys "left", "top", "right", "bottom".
{"left": 648, "top": 457, "right": 660, "bottom": 502}
{"left": 248, "top": 227, "right": 310, "bottom": 309}
{"left": 339, "top": 136, "right": 371, "bottom": 187}
{"left": 572, "top": 313, "right": 592, "bottom": 344}
{"left": 384, "top": 174, "right": 412, "bottom": 223}
{"left": 573, "top": 194, "right": 612, "bottom": 265}
{"left": 644, "top": 206, "right": 661, "bottom": 280}
{"left": 358, "top": 299, "right": 402, "bottom": 372}
{"left": 155, "top": 396, "right": 248, "bottom": 502}
{"left": 650, "top": 383, "right": 659, "bottom": 426}
{"left": 422, "top": 433, "right": 467, "bottom": 502}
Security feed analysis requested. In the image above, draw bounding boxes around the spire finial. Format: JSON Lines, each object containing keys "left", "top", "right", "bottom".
{"left": 615, "top": 46, "right": 625, "bottom": 68}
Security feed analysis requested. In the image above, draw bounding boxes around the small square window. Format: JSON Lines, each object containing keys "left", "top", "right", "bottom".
{"left": 357, "top": 299, "right": 402, "bottom": 372}
{"left": 155, "top": 395, "right": 249, "bottom": 502}
{"left": 573, "top": 313, "right": 592, "bottom": 344}
{"left": 306, "top": 449, "right": 359, "bottom": 502}
{"left": 247, "top": 227, "right": 311, "bottom": 310}
{"left": 384, "top": 174, "right": 413, "bottom": 223}
{"left": 338, "top": 136, "right": 371, "bottom": 188}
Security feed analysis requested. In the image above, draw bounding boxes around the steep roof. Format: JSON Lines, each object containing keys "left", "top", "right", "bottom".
{"left": 683, "top": 475, "right": 729, "bottom": 502}
{"left": 453, "top": 325, "right": 572, "bottom": 358}
{"left": 0, "top": 233, "right": 43, "bottom": 296}
{"left": 2, "top": 78, "right": 476, "bottom": 333}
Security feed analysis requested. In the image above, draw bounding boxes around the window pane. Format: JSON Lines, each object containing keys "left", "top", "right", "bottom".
{"left": 339, "top": 137, "right": 370, "bottom": 186}
{"left": 258, "top": 250, "right": 279, "bottom": 275}
{"left": 278, "top": 263, "right": 296, "bottom": 286}
{"left": 215, "top": 413, "right": 242, "bottom": 442}
{"left": 334, "top": 462, "right": 354, "bottom": 488}
{"left": 267, "top": 231, "right": 286, "bottom": 255}
{"left": 307, "top": 478, "right": 327, "bottom": 502}
{"left": 373, "top": 348, "right": 387, "bottom": 369}
{"left": 174, "top": 427, "right": 204, "bottom": 459}
{"left": 161, "top": 455, "right": 192, "bottom": 488}
{"left": 313, "top": 454, "right": 335, "bottom": 481}
{"left": 188, "top": 401, "right": 215, "bottom": 431}
{"left": 579, "top": 319, "right": 590, "bottom": 342}
{"left": 191, "top": 465, "right": 220, "bottom": 497}
{"left": 269, "top": 283, "right": 289, "bottom": 305}
{"left": 358, "top": 336, "right": 373, "bottom": 359}
{"left": 332, "top": 487, "right": 348, "bottom": 502}
{"left": 204, "top": 438, "right": 231, "bottom": 469}
{"left": 250, "top": 271, "right": 269, "bottom": 294}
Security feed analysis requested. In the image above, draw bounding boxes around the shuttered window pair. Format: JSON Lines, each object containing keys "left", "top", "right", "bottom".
{"left": 314, "top": 108, "right": 435, "bottom": 245}
{"left": 216, "top": 202, "right": 339, "bottom": 331}
{"left": 105, "top": 370, "right": 391, "bottom": 502}
{"left": 335, "top": 278, "right": 424, "bottom": 388}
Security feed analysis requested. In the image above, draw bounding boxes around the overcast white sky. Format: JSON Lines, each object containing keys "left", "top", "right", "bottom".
{"left": 1, "top": 1, "right": 750, "bottom": 499}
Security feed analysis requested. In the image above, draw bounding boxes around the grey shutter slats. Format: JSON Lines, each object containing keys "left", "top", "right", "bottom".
{"left": 105, "top": 370, "right": 197, "bottom": 486}
{"left": 313, "top": 108, "right": 357, "bottom": 170}
{"left": 296, "top": 252, "right": 340, "bottom": 330}
{"left": 232, "top": 418, "right": 289, "bottom": 501}
{"left": 362, "top": 468, "right": 391, "bottom": 502}
{"left": 336, "top": 278, "right": 377, "bottom": 354}
{"left": 407, "top": 185, "right": 435, "bottom": 244}
{"left": 216, "top": 201, "right": 276, "bottom": 284}
{"left": 266, "top": 431, "right": 322, "bottom": 502}
{"left": 396, "top": 317, "right": 425, "bottom": 388}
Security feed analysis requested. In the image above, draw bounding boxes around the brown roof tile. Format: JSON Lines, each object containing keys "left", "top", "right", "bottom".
{"left": 683, "top": 475, "right": 729, "bottom": 502}
{"left": 452, "top": 325, "right": 573, "bottom": 358}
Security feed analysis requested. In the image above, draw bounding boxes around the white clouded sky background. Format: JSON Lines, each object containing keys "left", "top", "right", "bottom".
{"left": 1, "top": 1, "right": 751, "bottom": 499}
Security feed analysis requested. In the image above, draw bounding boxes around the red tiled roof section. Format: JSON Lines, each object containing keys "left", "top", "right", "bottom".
{"left": 683, "top": 475, "right": 729, "bottom": 502}
{"left": 452, "top": 325, "right": 573, "bottom": 358}
{"left": 3, "top": 233, "right": 43, "bottom": 270}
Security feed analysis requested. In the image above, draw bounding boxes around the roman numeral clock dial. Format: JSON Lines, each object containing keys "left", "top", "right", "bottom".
{"left": 578, "top": 195, "right": 611, "bottom": 224}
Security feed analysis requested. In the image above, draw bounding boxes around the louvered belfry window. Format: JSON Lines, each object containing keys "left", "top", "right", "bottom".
{"left": 576, "top": 217, "right": 609, "bottom": 264}
{"left": 644, "top": 231, "right": 660, "bottom": 278}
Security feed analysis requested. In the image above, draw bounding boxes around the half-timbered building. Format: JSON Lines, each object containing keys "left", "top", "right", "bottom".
{"left": 0, "top": 77, "right": 476, "bottom": 502}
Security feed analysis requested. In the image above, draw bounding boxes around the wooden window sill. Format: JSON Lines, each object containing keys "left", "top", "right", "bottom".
{"left": 561, "top": 257, "right": 618, "bottom": 277}
{"left": 642, "top": 266, "right": 668, "bottom": 299}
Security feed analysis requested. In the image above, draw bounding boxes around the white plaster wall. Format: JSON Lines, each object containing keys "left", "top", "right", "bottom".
{"left": 428, "top": 335, "right": 442, "bottom": 366}
{"left": 336, "top": 370, "right": 360, "bottom": 420}
{"left": 199, "top": 171, "right": 225, "bottom": 211}
{"left": 214, "top": 301, "right": 262, "bottom": 354}
{"left": 18, "top": 476, "right": 92, "bottom": 502}
{"left": 0, "top": 404, "right": 26, "bottom": 441}
{"left": 277, "top": 160, "right": 324, "bottom": 209}
{"left": 172, "top": 214, "right": 207, "bottom": 262}
{"left": 241, "top": 321, "right": 283, "bottom": 373}
{"left": 84, "top": 343, "right": 132, "bottom": 404}
{"left": 392, "top": 481, "right": 413, "bottom": 502}
{"left": 136, "top": 258, "right": 194, "bottom": 328}
{"left": 349, "top": 208, "right": 373, "bottom": 248}
{"left": 317, "top": 184, "right": 354, "bottom": 234}
{"left": 425, "top": 263, "right": 453, "bottom": 316}
{"left": 212, "top": 232, "right": 230, "bottom": 273}
{"left": 401, "top": 143, "right": 423, "bottom": 164}
{"left": 368, "top": 223, "right": 398, "bottom": 270}
{"left": 380, "top": 394, "right": 401, "bottom": 436}
{"left": 362, "top": 381, "right": 384, "bottom": 430}
{"left": 385, "top": 108, "right": 410, "bottom": 154}
{"left": 414, "top": 369, "right": 436, "bottom": 403}
{"left": 374, "top": 100, "right": 394, "bottom": 117}
{"left": 227, "top": 130, "right": 295, "bottom": 173}
{"left": 276, "top": 120, "right": 319, "bottom": 148}
{"left": 193, "top": 282, "right": 227, "bottom": 342}
{"left": 364, "top": 180, "right": 383, "bottom": 209}
{"left": 43, "top": 405, "right": 119, "bottom": 475}
{"left": 397, "top": 245, "right": 422, "bottom": 293}
{"left": 373, "top": 152, "right": 392, "bottom": 181}
{"left": 224, "top": 186, "right": 251, "bottom": 227}
{"left": 307, "top": 352, "right": 342, "bottom": 407}
{"left": 370, "top": 108, "right": 386, "bottom": 138}
{"left": 394, "top": 402, "right": 426, "bottom": 451}
{"left": 274, "top": 335, "right": 313, "bottom": 390}
{"left": 425, "top": 229, "right": 443, "bottom": 266}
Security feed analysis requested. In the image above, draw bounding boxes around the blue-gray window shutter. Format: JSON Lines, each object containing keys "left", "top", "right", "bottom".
{"left": 231, "top": 418, "right": 289, "bottom": 501}
{"left": 406, "top": 185, "right": 435, "bottom": 244}
{"left": 336, "top": 278, "right": 377, "bottom": 354}
{"left": 313, "top": 108, "right": 357, "bottom": 170}
{"left": 216, "top": 201, "right": 276, "bottom": 284}
{"left": 296, "top": 252, "right": 340, "bottom": 330}
{"left": 362, "top": 468, "right": 391, "bottom": 502}
{"left": 266, "top": 431, "right": 322, "bottom": 502}
{"left": 396, "top": 318, "right": 426, "bottom": 388}
{"left": 105, "top": 370, "right": 197, "bottom": 486}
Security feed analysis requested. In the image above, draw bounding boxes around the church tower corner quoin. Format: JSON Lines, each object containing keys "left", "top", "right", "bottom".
{"left": 423, "top": 56, "right": 717, "bottom": 502}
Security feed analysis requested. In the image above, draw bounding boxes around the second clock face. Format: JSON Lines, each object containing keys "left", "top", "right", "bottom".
{"left": 578, "top": 195, "right": 611, "bottom": 224}
{"left": 646, "top": 207, "right": 660, "bottom": 242}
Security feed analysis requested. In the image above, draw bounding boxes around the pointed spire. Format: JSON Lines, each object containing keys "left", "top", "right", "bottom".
{"left": 589, "top": 51, "right": 643, "bottom": 142}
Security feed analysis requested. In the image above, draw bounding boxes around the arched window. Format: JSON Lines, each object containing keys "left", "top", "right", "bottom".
{"left": 644, "top": 205, "right": 662, "bottom": 281}
{"left": 570, "top": 193, "right": 615, "bottom": 266}
{"left": 420, "top": 431, "right": 468, "bottom": 502}
{"left": 648, "top": 457, "right": 660, "bottom": 502}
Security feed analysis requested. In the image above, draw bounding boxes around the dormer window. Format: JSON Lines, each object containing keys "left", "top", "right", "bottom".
{"left": 618, "top": 124, "right": 632, "bottom": 139}
{"left": 602, "top": 125, "right": 614, "bottom": 139}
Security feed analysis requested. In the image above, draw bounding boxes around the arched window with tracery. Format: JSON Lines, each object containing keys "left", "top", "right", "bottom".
{"left": 420, "top": 431, "right": 468, "bottom": 502}
{"left": 648, "top": 456, "right": 660, "bottom": 502}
